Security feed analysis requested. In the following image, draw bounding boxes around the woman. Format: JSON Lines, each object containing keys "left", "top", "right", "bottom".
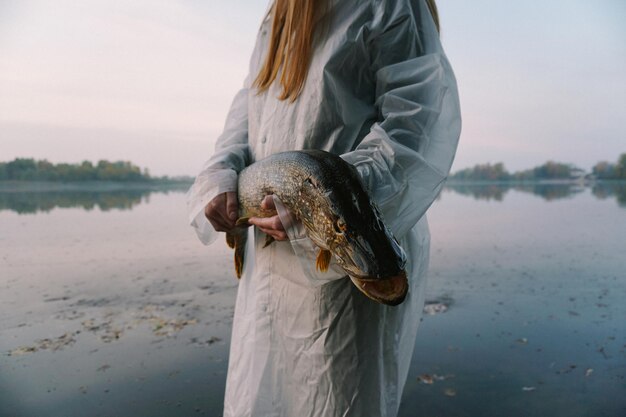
{"left": 187, "top": 0, "right": 461, "bottom": 415}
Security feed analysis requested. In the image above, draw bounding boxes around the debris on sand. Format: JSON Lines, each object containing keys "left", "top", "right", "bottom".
{"left": 189, "top": 336, "right": 222, "bottom": 347}
{"left": 423, "top": 303, "right": 448, "bottom": 315}
{"left": 137, "top": 305, "right": 199, "bottom": 337}
{"left": 417, "top": 373, "right": 455, "bottom": 385}
{"left": 81, "top": 318, "right": 123, "bottom": 343}
{"left": 7, "top": 346, "right": 38, "bottom": 356}
{"left": 151, "top": 317, "right": 198, "bottom": 337}
{"left": 423, "top": 296, "right": 453, "bottom": 316}
{"left": 7, "top": 305, "right": 202, "bottom": 357}
{"left": 37, "top": 333, "right": 77, "bottom": 350}
{"left": 418, "top": 374, "right": 434, "bottom": 384}
{"left": 8, "top": 333, "right": 76, "bottom": 356}
{"left": 444, "top": 388, "right": 457, "bottom": 397}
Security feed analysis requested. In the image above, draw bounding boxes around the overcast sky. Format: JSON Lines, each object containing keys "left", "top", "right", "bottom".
{"left": 1, "top": 0, "right": 625, "bottom": 176}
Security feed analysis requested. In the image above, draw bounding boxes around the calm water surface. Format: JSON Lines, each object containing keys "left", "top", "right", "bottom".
{"left": 1, "top": 183, "right": 624, "bottom": 417}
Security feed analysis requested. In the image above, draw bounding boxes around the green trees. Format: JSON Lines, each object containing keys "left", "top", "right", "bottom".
{"left": 449, "top": 158, "right": 626, "bottom": 182}
{"left": 94, "top": 160, "right": 144, "bottom": 181}
{"left": 450, "top": 163, "right": 511, "bottom": 181}
{"left": 0, "top": 158, "right": 150, "bottom": 182}
{"left": 619, "top": 154, "right": 626, "bottom": 178}
{"left": 531, "top": 161, "right": 575, "bottom": 179}
{"left": 449, "top": 161, "right": 580, "bottom": 181}
{"left": 592, "top": 161, "right": 616, "bottom": 179}
{"left": 514, "top": 161, "right": 581, "bottom": 181}
{"left": 1, "top": 158, "right": 38, "bottom": 180}
{"left": 592, "top": 153, "right": 626, "bottom": 180}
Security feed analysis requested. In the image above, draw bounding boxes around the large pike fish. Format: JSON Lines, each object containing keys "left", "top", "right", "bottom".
{"left": 226, "top": 150, "right": 408, "bottom": 306}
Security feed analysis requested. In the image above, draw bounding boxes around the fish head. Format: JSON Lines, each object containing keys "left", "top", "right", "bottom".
{"left": 295, "top": 151, "right": 409, "bottom": 305}
{"left": 325, "top": 187, "right": 407, "bottom": 280}
{"left": 302, "top": 166, "right": 406, "bottom": 281}
{"left": 318, "top": 183, "right": 409, "bottom": 306}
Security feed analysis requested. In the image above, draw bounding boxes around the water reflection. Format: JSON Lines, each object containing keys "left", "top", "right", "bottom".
{"left": 513, "top": 183, "right": 585, "bottom": 201}
{"left": 2, "top": 182, "right": 625, "bottom": 215}
{"left": 443, "top": 184, "right": 510, "bottom": 201}
{"left": 0, "top": 185, "right": 189, "bottom": 214}
{"left": 591, "top": 182, "right": 626, "bottom": 207}
{"left": 445, "top": 182, "right": 626, "bottom": 207}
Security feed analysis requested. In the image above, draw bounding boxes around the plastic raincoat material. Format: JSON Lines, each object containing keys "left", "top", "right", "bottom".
{"left": 187, "top": 0, "right": 461, "bottom": 415}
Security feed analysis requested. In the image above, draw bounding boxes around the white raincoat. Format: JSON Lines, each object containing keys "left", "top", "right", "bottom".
{"left": 187, "top": 0, "right": 461, "bottom": 416}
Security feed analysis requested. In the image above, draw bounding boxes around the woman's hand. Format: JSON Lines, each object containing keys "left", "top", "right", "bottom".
{"left": 248, "top": 195, "right": 288, "bottom": 241}
{"left": 205, "top": 192, "right": 238, "bottom": 232}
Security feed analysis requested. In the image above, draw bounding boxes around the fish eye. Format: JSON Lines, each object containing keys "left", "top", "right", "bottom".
{"left": 334, "top": 218, "right": 347, "bottom": 234}
{"left": 304, "top": 177, "right": 317, "bottom": 188}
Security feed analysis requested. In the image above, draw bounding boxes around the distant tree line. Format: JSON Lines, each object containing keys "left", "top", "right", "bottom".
{"left": 0, "top": 158, "right": 150, "bottom": 182}
{"left": 450, "top": 153, "right": 626, "bottom": 182}
{"left": 592, "top": 153, "right": 626, "bottom": 180}
{"left": 451, "top": 162, "right": 511, "bottom": 181}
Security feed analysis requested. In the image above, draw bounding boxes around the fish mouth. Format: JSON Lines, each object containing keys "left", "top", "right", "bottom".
{"left": 349, "top": 271, "right": 408, "bottom": 306}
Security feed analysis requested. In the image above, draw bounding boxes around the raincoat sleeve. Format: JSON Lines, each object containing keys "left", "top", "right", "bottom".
{"left": 340, "top": 0, "right": 462, "bottom": 239}
{"left": 186, "top": 78, "right": 251, "bottom": 245}
{"left": 285, "top": 0, "right": 461, "bottom": 285}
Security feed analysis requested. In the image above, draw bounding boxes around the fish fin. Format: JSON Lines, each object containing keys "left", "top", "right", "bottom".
{"left": 316, "top": 249, "right": 332, "bottom": 273}
{"left": 263, "top": 234, "right": 275, "bottom": 248}
{"left": 235, "top": 217, "right": 250, "bottom": 227}
{"left": 229, "top": 228, "right": 247, "bottom": 279}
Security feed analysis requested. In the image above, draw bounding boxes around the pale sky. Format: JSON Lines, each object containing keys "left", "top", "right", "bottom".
{"left": 1, "top": 0, "right": 625, "bottom": 176}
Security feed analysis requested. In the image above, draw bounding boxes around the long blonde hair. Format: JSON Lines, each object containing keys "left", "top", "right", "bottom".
{"left": 254, "top": 0, "right": 440, "bottom": 101}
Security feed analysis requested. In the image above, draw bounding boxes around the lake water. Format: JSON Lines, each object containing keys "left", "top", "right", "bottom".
{"left": 1, "top": 183, "right": 625, "bottom": 417}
